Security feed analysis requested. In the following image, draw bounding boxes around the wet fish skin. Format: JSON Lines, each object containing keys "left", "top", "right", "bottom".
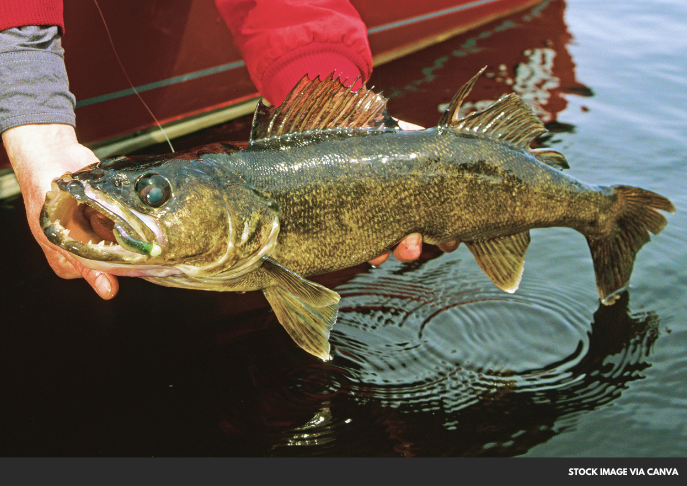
{"left": 40, "top": 70, "right": 675, "bottom": 361}
{"left": 204, "top": 129, "right": 610, "bottom": 276}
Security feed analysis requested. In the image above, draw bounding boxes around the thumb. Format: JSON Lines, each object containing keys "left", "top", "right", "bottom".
{"left": 82, "top": 267, "right": 119, "bottom": 300}
{"left": 40, "top": 241, "right": 120, "bottom": 300}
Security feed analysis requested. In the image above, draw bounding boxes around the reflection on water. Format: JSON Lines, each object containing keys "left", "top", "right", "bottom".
{"left": 453, "top": 46, "right": 564, "bottom": 123}
{"left": 210, "top": 253, "right": 659, "bottom": 456}
{"left": 376, "top": 0, "right": 590, "bottom": 132}
{"left": 513, "top": 47, "right": 560, "bottom": 122}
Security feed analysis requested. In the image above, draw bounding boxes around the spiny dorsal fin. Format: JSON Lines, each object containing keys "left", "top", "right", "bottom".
{"left": 437, "top": 66, "right": 486, "bottom": 127}
{"left": 250, "top": 73, "right": 396, "bottom": 144}
{"left": 261, "top": 258, "right": 340, "bottom": 361}
{"left": 464, "top": 231, "right": 531, "bottom": 293}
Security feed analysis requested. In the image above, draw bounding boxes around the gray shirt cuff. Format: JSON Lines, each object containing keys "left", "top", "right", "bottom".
{"left": 0, "top": 26, "right": 76, "bottom": 133}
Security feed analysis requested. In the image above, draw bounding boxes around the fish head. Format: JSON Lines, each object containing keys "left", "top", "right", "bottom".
{"left": 40, "top": 151, "right": 280, "bottom": 280}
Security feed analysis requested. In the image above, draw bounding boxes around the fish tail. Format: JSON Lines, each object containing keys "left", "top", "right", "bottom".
{"left": 586, "top": 185, "right": 675, "bottom": 305}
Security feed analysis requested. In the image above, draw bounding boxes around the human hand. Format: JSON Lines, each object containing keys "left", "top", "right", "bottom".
{"left": 3, "top": 124, "right": 119, "bottom": 299}
{"left": 367, "top": 119, "right": 459, "bottom": 266}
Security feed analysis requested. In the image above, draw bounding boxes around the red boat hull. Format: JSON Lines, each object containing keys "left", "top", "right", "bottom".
{"left": 1, "top": 1, "right": 539, "bottom": 160}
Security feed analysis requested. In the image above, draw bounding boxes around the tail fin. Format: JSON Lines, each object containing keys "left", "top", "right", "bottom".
{"left": 587, "top": 185, "right": 675, "bottom": 305}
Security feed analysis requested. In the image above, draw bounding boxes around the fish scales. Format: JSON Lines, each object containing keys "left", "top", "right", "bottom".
{"left": 205, "top": 128, "right": 609, "bottom": 277}
{"left": 40, "top": 70, "right": 674, "bottom": 361}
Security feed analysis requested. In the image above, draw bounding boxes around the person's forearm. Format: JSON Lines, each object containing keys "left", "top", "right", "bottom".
{"left": 215, "top": 0, "right": 373, "bottom": 105}
{"left": 0, "top": 25, "right": 75, "bottom": 134}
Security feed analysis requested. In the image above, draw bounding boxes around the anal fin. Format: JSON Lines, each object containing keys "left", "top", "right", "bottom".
{"left": 465, "top": 231, "right": 531, "bottom": 293}
{"left": 261, "top": 258, "right": 340, "bottom": 361}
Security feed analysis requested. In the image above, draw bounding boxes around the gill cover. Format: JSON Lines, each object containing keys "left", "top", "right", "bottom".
{"left": 167, "top": 177, "right": 282, "bottom": 280}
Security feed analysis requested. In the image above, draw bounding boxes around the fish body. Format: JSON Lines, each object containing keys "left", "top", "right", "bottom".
{"left": 209, "top": 129, "right": 602, "bottom": 276}
{"left": 41, "top": 69, "right": 674, "bottom": 360}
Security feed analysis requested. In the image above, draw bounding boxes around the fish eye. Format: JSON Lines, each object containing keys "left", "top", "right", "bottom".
{"left": 135, "top": 174, "right": 171, "bottom": 208}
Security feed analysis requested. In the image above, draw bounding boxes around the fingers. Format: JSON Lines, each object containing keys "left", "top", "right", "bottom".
{"left": 437, "top": 239, "right": 460, "bottom": 252}
{"left": 70, "top": 258, "right": 119, "bottom": 300}
{"left": 41, "top": 242, "right": 119, "bottom": 300}
{"left": 45, "top": 252, "right": 82, "bottom": 280}
{"left": 83, "top": 270, "right": 119, "bottom": 300}
{"left": 70, "top": 262, "right": 119, "bottom": 300}
{"left": 5, "top": 125, "right": 119, "bottom": 300}
{"left": 392, "top": 233, "right": 422, "bottom": 262}
{"left": 367, "top": 235, "right": 421, "bottom": 266}
{"left": 396, "top": 120, "right": 424, "bottom": 131}
{"left": 368, "top": 250, "right": 390, "bottom": 266}
{"left": 369, "top": 235, "right": 462, "bottom": 267}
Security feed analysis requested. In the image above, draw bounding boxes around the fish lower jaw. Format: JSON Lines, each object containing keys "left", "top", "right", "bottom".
{"left": 70, "top": 254, "right": 183, "bottom": 277}
{"left": 48, "top": 218, "right": 149, "bottom": 262}
{"left": 52, "top": 219, "right": 141, "bottom": 259}
{"left": 50, "top": 212, "right": 180, "bottom": 276}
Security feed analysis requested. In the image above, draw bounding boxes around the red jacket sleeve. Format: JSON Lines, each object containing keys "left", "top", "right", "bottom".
{"left": 214, "top": 0, "right": 372, "bottom": 105}
{"left": 0, "top": 0, "right": 64, "bottom": 32}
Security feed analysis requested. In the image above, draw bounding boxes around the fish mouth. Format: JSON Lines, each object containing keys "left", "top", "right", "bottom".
{"left": 41, "top": 174, "right": 165, "bottom": 271}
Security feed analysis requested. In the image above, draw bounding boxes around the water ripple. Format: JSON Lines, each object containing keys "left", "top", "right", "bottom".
{"left": 325, "top": 254, "right": 659, "bottom": 427}
{"left": 210, "top": 252, "right": 660, "bottom": 455}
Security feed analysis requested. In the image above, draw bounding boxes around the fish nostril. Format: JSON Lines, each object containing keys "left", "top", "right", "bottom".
{"left": 65, "top": 180, "right": 87, "bottom": 201}
{"left": 75, "top": 167, "right": 105, "bottom": 182}
{"left": 99, "top": 155, "right": 127, "bottom": 169}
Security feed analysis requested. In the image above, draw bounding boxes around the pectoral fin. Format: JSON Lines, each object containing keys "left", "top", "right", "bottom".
{"left": 465, "top": 231, "right": 531, "bottom": 293}
{"left": 261, "top": 258, "right": 340, "bottom": 361}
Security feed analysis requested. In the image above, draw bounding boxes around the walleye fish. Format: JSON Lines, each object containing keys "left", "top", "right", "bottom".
{"left": 41, "top": 68, "right": 674, "bottom": 361}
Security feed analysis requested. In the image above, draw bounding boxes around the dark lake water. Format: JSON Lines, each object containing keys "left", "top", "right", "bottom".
{"left": 1, "top": 0, "right": 685, "bottom": 457}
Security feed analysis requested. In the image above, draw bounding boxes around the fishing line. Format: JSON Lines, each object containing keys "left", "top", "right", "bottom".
{"left": 92, "top": 0, "right": 175, "bottom": 152}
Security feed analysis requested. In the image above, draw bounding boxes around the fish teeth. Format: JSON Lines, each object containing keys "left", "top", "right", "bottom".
{"left": 97, "top": 240, "right": 105, "bottom": 247}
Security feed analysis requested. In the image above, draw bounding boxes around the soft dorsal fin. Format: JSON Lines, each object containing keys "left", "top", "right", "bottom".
{"left": 438, "top": 66, "right": 570, "bottom": 169}
{"left": 464, "top": 231, "right": 531, "bottom": 293}
{"left": 250, "top": 73, "right": 397, "bottom": 144}
{"left": 438, "top": 66, "right": 486, "bottom": 127}
{"left": 440, "top": 68, "right": 569, "bottom": 162}
{"left": 531, "top": 148, "right": 570, "bottom": 170}
{"left": 452, "top": 93, "right": 547, "bottom": 149}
